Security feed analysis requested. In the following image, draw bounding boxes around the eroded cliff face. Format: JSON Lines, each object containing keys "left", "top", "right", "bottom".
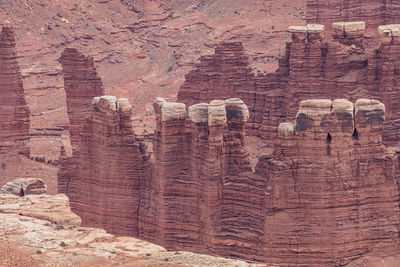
{"left": 147, "top": 98, "right": 262, "bottom": 258}
{"left": 256, "top": 98, "right": 400, "bottom": 265}
{"left": 0, "top": 22, "right": 30, "bottom": 157}
{"left": 58, "top": 96, "right": 151, "bottom": 236}
{"left": 177, "top": 22, "right": 400, "bottom": 146}
{"left": 306, "top": 0, "right": 400, "bottom": 32}
{"left": 59, "top": 48, "right": 104, "bottom": 151}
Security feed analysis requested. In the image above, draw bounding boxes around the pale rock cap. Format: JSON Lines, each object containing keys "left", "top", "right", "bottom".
{"left": 188, "top": 103, "right": 209, "bottom": 123}
{"left": 355, "top": 98, "right": 385, "bottom": 114}
{"left": 153, "top": 97, "right": 166, "bottom": 116}
{"left": 306, "top": 24, "right": 325, "bottom": 33}
{"left": 288, "top": 26, "right": 307, "bottom": 33}
{"left": 92, "top": 96, "right": 101, "bottom": 106}
{"left": 278, "top": 122, "right": 294, "bottom": 133}
{"left": 3, "top": 20, "right": 10, "bottom": 28}
{"left": 298, "top": 99, "right": 332, "bottom": 116}
{"left": 99, "top": 95, "right": 117, "bottom": 111}
{"left": 378, "top": 24, "right": 400, "bottom": 36}
{"left": 117, "top": 98, "right": 132, "bottom": 114}
{"left": 332, "top": 22, "right": 345, "bottom": 32}
{"left": 225, "top": 98, "right": 249, "bottom": 123}
{"left": 332, "top": 99, "right": 354, "bottom": 113}
{"left": 208, "top": 100, "right": 227, "bottom": 127}
{"left": 344, "top": 21, "right": 366, "bottom": 34}
{"left": 161, "top": 102, "right": 187, "bottom": 122}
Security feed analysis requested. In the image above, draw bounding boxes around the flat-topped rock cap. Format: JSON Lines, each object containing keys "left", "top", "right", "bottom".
{"left": 98, "top": 95, "right": 117, "bottom": 111}
{"left": 288, "top": 26, "right": 307, "bottom": 33}
{"left": 355, "top": 98, "right": 385, "bottom": 113}
{"left": 332, "top": 99, "right": 354, "bottom": 113}
{"left": 208, "top": 99, "right": 227, "bottom": 127}
{"left": 161, "top": 102, "right": 187, "bottom": 122}
{"left": 299, "top": 99, "right": 332, "bottom": 109}
{"left": 306, "top": 24, "right": 325, "bottom": 33}
{"left": 332, "top": 22, "right": 345, "bottom": 31}
{"left": 153, "top": 97, "right": 166, "bottom": 116}
{"left": 278, "top": 122, "right": 294, "bottom": 133}
{"left": 225, "top": 98, "right": 249, "bottom": 123}
{"left": 117, "top": 98, "right": 132, "bottom": 114}
{"left": 3, "top": 20, "right": 11, "bottom": 28}
{"left": 188, "top": 103, "right": 209, "bottom": 123}
{"left": 378, "top": 24, "right": 400, "bottom": 36}
{"left": 344, "top": 21, "right": 366, "bottom": 32}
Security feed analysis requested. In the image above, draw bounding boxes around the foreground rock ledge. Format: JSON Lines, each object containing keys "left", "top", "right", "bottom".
{"left": 0, "top": 192, "right": 258, "bottom": 267}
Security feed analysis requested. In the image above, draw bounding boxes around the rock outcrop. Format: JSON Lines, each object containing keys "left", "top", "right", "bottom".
{"left": 58, "top": 95, "right": 151, "bottom": 237}
{"left": 177, "top": 23, "right": 400, "bottom": 146}
{"left": 59, "top": 95, "right": 400, "bottom": 264}
{"left": 256, "top": 98, "right": 400, "bottom": 265}
{"left": 0, "top": 178, "right": 47, "bottom": 196}
{"left": 59, "top": 48, "right": 104, "bottom": 151}
{"left": 306, "top": 1, "right": 400, "bottom": 32}
{"left": 0, "top": 22, "right": 30, "bottom": 157}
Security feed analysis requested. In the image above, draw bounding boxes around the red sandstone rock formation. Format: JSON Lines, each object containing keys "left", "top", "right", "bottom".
{"left": 58, "top": 96, "right": 151, "bottom": 236}
{"left": 59, "top": 48, "right": 104, "bottom": 151}
{"left": 256, "top": 98, "right": 400, "bottom": 265}
{"left": 177, "top": 22, "right": 400, "bottom": 146}
{"left": 306, "top": 0, "right": 400, "bottom": 32}
{"left": 0, "top": 22, "right": 30, "bottom": 157}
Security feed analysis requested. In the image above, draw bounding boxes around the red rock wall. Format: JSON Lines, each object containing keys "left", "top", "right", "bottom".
{"left": 177, "top": 24, "right": 400, "bottom": 146}
{"left": 256, "top": 99, "right": 400, "bottom": 265}
{"left": 306, "top": 0, "right": 400, "bottom": 32}
{"left": 59, "top": 96, "right": 151, "bottom": 236}
{"left": 0, "top": 22, "right": 30, "bottom": 157}
{"left": 59, "top": 48, "right": 104, "bottom": 151}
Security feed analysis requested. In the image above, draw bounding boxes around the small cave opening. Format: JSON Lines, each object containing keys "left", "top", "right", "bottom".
{"left": 326, "top": 133, "right": 332, "bottom": 156}
{"left": 19, "top": 188, "right": 25, "bottom": 197}
{"left": 326, "top": 133, "right": 332, "bottom": 144}
{"left": 352, "top": 128, "right": 359, "bottom": 140}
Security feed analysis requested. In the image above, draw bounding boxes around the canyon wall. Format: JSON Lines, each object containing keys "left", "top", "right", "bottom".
{"left": 306, "top": 0, "right": 400, "bottom": 31}
{"left": 59, "top": 48, "right": 104, "bottom": 151}
{"left": 58, "top": 95, "right": 151, "bottom": 236}
{"left": 58, "top": 94, "right": 400, "bottom": 265}
{"left": 256, "top": 98, "right": 400, "bottom": 265}
{"left": 0, "top": 22, "right": 30, "bottom": 156}
{"left": 177, "top": 22, "right": 400, "bottom": 146}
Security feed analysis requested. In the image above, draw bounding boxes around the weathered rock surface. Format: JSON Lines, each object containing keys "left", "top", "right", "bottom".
{"left": 0, "top": 178, "right": 47, "bottom": 196}
{"left": 0, "top": 22, "right": 30, "bottom": 157}
{"left": 256, "top": 98, "right": 400, "bottom": 265}
{"left": 177, "top": 23, "right": 400, "bottom": 146}
{"left": 58, "top": 95, "right": 151, "bottom": 237}
{"left": 59, "top": 47, "right": 104, "bottom": 151}
{"left": 306, "top": 1, "right": 400, "bottom": 32}
{"left": 0, "top": 193, "right": 81, "bottom": 226}
{"left": 0, "top": 191, "right": 259, "bottom": 267}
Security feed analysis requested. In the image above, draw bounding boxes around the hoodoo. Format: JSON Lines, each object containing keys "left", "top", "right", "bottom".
{"left": 59, "top": 48, "right": 104, "bottom": 151}
{"left": 0, "top": 22, "right": 30, "bottom": 157}
{"left": 177, "top": 23, "right": 400, "bottom": 146}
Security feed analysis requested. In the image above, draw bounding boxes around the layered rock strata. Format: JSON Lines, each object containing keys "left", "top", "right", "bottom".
{"left": 149, "top": 97, "right": 264, "bottom": 260}
{"left": 0, "top": 22, "right": 30, "bottom": 156}
{"left": 306, "top": 0, "right": 400, "bottom": 32}
{"left": 177, "top": 22, "right": 400, "bottom": 146}
{"left": 58, "top": 96, "right": 151, "bottom": 236}
{"left": 59, "top": 48, "right": 104, "bottom": 150}
{"left": 256, "top": 99, "right": 400, "bottom": 265}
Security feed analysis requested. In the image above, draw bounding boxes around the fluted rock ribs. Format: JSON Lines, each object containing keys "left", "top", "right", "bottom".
{"left": 59, "top": 48, "right": 104, "bottom": 151}
{"left": 58, "top": 95, "right": 151, "bottom": 236}
{"left": 0, "top": 22, "right": 30, "bottom": 157}
{"left": 256, "top": 98, "right": 400, "bottom": 265}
